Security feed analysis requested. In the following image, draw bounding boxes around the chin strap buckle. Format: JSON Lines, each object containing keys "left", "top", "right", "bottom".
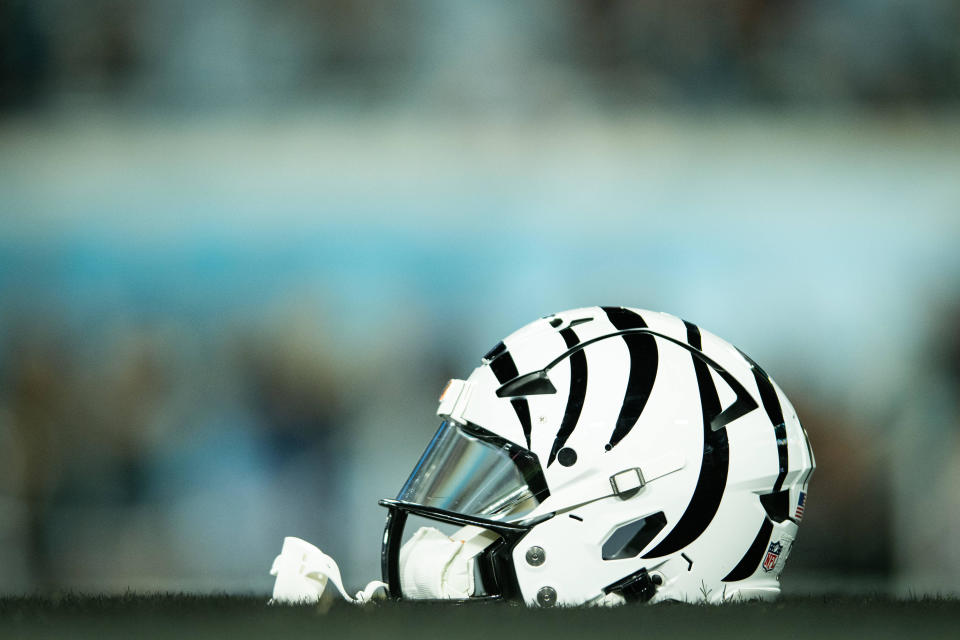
{"left": 602, "top": 567, "right": 661, "bottom": 603}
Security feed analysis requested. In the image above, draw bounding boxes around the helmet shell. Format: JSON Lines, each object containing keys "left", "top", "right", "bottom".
{"left": 449, "top": 306, "right": 814, "bottom": 604}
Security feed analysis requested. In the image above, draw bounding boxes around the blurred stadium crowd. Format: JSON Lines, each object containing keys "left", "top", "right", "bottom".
{"left": 3, "top": 0, "right": 959, "bottom": 110}
{"left": 1, "top": 0, "right": 960, "bottom": 597}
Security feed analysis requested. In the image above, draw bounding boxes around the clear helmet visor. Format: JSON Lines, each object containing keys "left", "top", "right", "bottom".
{"left": 396, "top": 420, "right": 549, "bottom": 522}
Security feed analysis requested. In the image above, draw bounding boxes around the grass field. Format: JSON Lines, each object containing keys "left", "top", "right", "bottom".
{"left": 2, "top": 594, "right": 959, "bottom": 639}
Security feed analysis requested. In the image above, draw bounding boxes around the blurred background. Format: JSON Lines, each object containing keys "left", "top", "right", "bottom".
{"left": 1, "top": 0, "right": 959, "bottom": 597}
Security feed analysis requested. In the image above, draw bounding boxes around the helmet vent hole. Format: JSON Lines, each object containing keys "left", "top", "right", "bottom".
{"left": 759, "top": 490, "right": 791, "bottom": 523}
{"left": 601, "top": 512, "right": 668, "bottom": 560}
{"left": 482, "top": 341, "right": 507, "bottom": 362}
{"left": 557, "top": 447, "right": 577, "bottom": 467}
{"left": 495, "top": 370, "right": 557, "bottom": 398}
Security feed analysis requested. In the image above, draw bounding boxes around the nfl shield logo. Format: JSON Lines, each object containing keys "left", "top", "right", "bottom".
{"left": 762, "top": 541, "right": 783, "bottom": 572}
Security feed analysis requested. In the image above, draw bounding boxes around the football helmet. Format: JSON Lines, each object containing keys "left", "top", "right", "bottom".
{"left": 380, "top": 306, "right": 815, "bottom": 605}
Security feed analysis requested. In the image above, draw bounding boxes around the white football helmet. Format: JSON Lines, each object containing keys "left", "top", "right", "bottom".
{"left": 380, "top": 306, "right": 815, "bottom": 606}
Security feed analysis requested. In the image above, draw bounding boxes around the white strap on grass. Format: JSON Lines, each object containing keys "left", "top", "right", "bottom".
{"left": 269, "top": 536, "right": 387, "bottom": 606}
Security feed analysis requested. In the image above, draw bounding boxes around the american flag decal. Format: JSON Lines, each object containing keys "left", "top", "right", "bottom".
{"left": 795, "top": 491, "right": 806, "bottom": 520}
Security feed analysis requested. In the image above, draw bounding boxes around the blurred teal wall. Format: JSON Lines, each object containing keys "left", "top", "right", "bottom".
{"left": 1, "top": 0, "right": 959, "bottom": 596}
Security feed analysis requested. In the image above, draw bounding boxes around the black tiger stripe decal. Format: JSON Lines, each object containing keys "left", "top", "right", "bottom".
{"left": 722, "top": 518, "right": 773, "bottom": 582}
{"left": 488, "top": 347, "right": 533, "bottom": 449}
{"left": 753, "top": 369, "right": 788, "bottom": 492}
{"left": 601, "top": 307, "right": 658, "bottom": 451}
{"left": 643, "top": 321, "right": 730, "bottom": 558}
{"left": 547, "top": 327, "right": 587, "bottom": 466}
{"left": 719, "top": 346, "right": 796, "bottom": 580}
{"left": 737, "top": 347, "right": 789, "bottom": 493}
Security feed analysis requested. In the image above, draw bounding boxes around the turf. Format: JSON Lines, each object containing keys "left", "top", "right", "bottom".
{"left": 2, "top": 594, "right": 959, "bottom": 639}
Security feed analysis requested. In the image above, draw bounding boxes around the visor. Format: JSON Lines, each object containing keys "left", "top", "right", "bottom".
{"left": 397, "top": 420, "right": 550, "bottom": 522}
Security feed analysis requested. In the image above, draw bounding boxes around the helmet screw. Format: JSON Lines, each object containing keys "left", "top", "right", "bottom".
{"left": 525, "top": 546, "right": 546, "bottom": 566}
{"left": 537, "top": 586, "right": 557, "bottom": 607}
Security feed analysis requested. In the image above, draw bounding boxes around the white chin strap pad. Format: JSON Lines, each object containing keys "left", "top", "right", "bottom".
{"left": 269, "top": 536, "right": 387, "bottom": 606}
{"left": 399, "top": 525, "right": 499, "bottom": 599}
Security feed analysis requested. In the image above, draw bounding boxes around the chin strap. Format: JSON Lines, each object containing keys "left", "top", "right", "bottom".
{"left": 269, "top": 537, "right": 388, "bottom": 606}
